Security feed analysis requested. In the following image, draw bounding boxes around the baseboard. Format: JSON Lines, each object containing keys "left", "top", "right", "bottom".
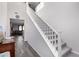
{"left": 24, "top": 41, "right": 40, "bottom": 57}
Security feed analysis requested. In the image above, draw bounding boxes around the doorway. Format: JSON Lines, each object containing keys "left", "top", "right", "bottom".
{"left": 10, "top": 18, "right": 24, "bottom": 36}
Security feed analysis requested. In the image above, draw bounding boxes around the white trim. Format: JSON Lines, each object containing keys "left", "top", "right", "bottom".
{"left": 27, "top": 5, "right": 58, "bottom": 57}
{"left": 35, "top": 2, "right": 44, "bottom": 12}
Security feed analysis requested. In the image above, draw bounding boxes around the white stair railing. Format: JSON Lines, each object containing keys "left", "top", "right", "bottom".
{"left": 27, "top": 4, "right": 72, "bottom": 57}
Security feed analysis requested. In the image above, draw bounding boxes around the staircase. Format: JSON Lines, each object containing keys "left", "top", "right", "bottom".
{"left": 27, "top": 4, "right": 72, "bottom": 57}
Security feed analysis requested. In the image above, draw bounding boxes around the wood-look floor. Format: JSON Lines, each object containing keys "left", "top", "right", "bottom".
{"left": 15, "top": 36, "right": 39, "bottom": 57}
{"left": 14, "top": 36, "right": 79, "bottom": 57}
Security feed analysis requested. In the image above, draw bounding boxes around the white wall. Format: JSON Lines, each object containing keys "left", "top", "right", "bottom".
{"left": 37, "top": 2, "right": 79, "bottom": 53}
{"left": 0, "top": 2, "right": 7, "bottom": 36}
{"left": 25, "top": 6, "right": 54, "bottom": 56}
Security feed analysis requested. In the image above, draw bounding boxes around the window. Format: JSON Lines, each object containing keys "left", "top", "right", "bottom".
{"left": 19, "top": 26, "right": 22, "bottom": 31}
{"left": 19, "top": 25, "right": 24, "bottom": 31}
{"left": 23, "top": 26, "right": 24, "bottom": 30}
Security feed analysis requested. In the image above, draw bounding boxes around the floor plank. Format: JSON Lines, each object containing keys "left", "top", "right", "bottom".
{"left": 15, "top": 36, "right": 39, "bottom": 57}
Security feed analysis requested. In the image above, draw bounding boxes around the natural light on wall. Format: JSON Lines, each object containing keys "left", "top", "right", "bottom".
{"left": 36, "top": 2, "right": 44, "bottom": 12}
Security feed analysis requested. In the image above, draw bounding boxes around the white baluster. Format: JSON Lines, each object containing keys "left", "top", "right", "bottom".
{"left": 58, "top": 32, "right": 62, "bottom": 56}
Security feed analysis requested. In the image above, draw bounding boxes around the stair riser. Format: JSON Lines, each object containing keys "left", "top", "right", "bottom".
{"left": 61, "top": 48, "right": 72, "bottom": 57}
{"left": 61, "top": 43, "right": 67, "bottom": 49}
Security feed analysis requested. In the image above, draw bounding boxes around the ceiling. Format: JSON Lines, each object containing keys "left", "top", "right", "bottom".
{"left": 28, "top": 2, "right": 40, "bottom": 11}
{"left": 10, "top": 18, "right": 24, "bottom": 25}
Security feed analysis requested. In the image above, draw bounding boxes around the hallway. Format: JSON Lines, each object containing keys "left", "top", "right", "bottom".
{"left": 15, "top": 36, "right": 39, "bottom": 57}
